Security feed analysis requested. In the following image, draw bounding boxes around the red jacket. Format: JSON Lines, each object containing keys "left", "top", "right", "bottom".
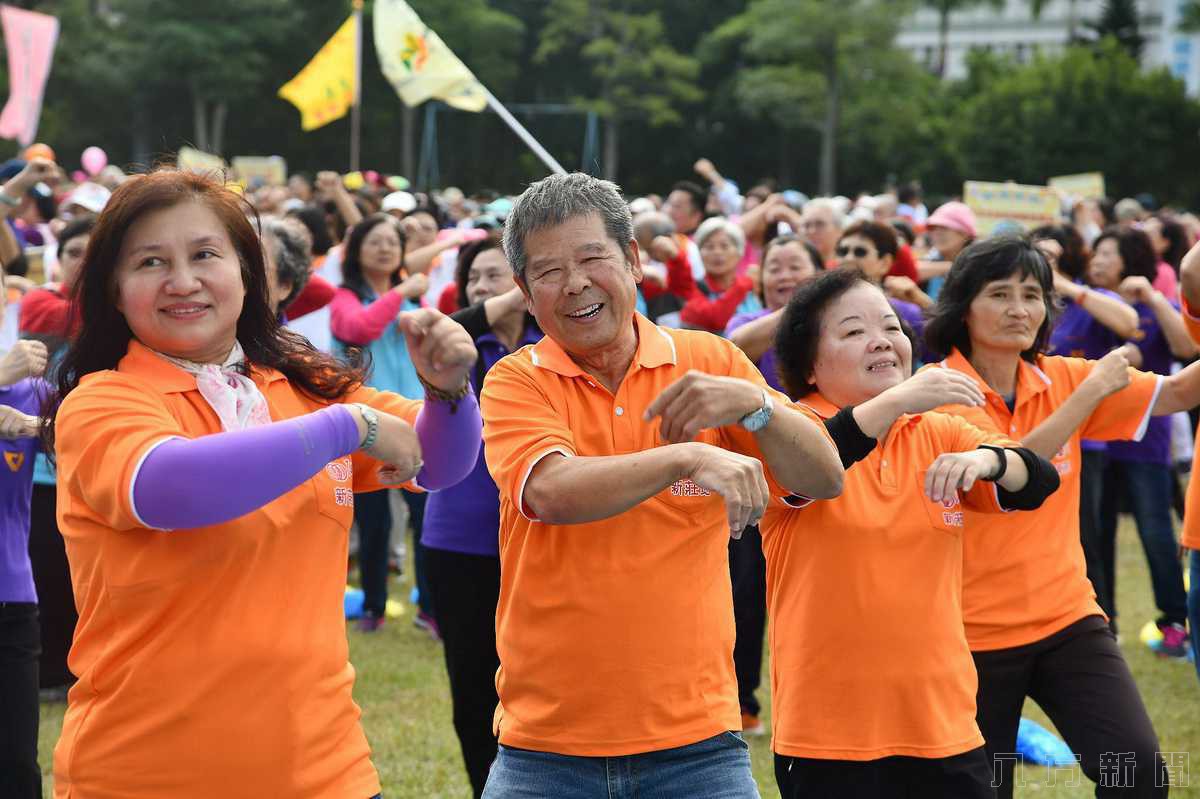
{"left": 679, "top": 274, "right": 755, "bottom": 333}
{"left": 19, "top": 284, "right": 78, "bottom": 338}
{"left": 888, "top": 244, "right": 919, "bottom": 282}
{"left": 285, "top": 275, "right": 337, "bottom": 320}
{"left": 437, "top": 283, "right": 459, "bottom": 315}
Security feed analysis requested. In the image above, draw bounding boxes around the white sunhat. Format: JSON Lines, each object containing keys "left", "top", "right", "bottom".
{"left": 382, "top": 191, "right": 417, "bottom": 214}
{"left": 62, "top": 182, "right": 111, "bottom": 214}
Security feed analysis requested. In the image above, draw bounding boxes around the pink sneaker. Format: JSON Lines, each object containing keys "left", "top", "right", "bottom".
{"left": 355, "top": 612, "right": 385, "bottom": 633}
{"left": 414, "top": 610, "right": 441, "bottom": 641}
{"left": 1157, "top": 622, "right": 1191, "bottom": 660}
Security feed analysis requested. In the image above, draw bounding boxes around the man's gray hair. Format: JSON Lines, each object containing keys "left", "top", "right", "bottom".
{"left": 503, "top": 172, "right": 633, "bottom": 283}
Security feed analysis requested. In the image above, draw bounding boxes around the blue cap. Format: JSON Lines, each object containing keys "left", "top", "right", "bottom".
{"left": 781, "top": 190, "right": 809, "bottom": 209}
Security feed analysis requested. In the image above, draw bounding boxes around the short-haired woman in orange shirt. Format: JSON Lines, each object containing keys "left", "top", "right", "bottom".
{"left": 42, "top": 170, "right": 482, "bottom": 798}
{"left": 924, "top": 236, "right": 1200, "bottom": 799}
{"left": 764, "top": 268, "right": 1059, "bottom": 798}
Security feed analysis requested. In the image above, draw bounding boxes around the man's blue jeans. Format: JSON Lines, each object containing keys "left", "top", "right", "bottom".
{"left": 481, "top": 732, "right": 760, "bottom": 798}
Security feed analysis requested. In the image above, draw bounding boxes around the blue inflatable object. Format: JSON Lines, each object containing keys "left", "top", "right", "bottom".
{"left": 344, "top": 587, "right": 365, "bottom": 619}
{"left": 1016, "top": 717, "right": 1076, "bottom": 767}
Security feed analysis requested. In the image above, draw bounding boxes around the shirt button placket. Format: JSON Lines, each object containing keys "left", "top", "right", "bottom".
{"left": 614, "top": 384, "right": 634, "bottom": 450}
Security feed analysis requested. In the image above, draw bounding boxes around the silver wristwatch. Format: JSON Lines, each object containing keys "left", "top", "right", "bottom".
{"left": 355, "top": 403, "right": 380, "bottom": 452}
{"left": 738, "top": 388, "right": 774, "bottom": 432}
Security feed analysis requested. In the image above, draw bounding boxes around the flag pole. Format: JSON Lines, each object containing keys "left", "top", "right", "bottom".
{"left": 481, "top": 87, "right": 567, "bottom": 176}
{"left": 349, "top": 0, "right": 364, "bottom": 172}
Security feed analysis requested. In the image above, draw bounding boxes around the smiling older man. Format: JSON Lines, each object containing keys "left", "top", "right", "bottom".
{"left": 478, "top": 173, "right": 843, "bottom": 798}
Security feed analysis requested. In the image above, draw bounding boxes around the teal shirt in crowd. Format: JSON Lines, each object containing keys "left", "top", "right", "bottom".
{"left": 335, "top": 292, "right": 424, "bottom": 399}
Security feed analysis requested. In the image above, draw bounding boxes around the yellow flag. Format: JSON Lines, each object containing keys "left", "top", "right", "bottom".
{"left": 373, "top": 0, "right": 487, "bottom": 112}
{"left": 278, "top": 15, "right": 358, "bottom": 131}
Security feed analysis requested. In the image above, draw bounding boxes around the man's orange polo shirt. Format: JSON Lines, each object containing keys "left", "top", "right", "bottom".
{"left": 930, "top": 349, "right": 1160, "bottom": 651}
{"left": 1178, "top": 298, "right": 1200, "bottom": 550}
{"left": 763, "top": 393, "right": 1011, "bottom": 760}
{"left": 53, "top": 339, "right": 419, "bottom": 798}
{"left": 480, "top": 312, "right": 828, "bottom": 756}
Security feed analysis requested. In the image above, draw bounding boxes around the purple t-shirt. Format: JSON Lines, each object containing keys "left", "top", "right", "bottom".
{"left": 725, "top": 298, "right": 927, "bottom": 393}
{"left": 1048, "top": 288, "right": 1124, "bottom": 360}
{"left": 1048, "top": 286, "right": 1126, "bottom": 453}
{"left": 423, "top": 322, "right": 544, "bottom": 557}
{"left": 0, "top": 378, "right": 45, "bottom": 603}
{"left": 890, "top": 298, "right": 926, "bottom": 360}
{"left": 1108, "top": 302, "right": 1173, "bottom": 465}
{"left": 725, "top": 308, "right": 783, "bottom": 393}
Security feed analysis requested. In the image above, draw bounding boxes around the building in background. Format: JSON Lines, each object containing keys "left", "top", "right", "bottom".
{"left": 898, "top": 0, "right": 1200, "bottom": 95}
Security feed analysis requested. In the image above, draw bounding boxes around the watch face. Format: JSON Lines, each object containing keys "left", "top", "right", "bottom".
{"left": 742, "top": 409, "right": 768, "bottom": 432}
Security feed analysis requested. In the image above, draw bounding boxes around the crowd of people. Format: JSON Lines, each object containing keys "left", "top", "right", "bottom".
{"left": 0, "top": 143, "right": 1199, "bottom": 798}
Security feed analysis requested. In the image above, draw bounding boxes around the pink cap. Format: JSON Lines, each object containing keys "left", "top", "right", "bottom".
{"left": 926, "top": 201, "right": 977, "bottom": 239}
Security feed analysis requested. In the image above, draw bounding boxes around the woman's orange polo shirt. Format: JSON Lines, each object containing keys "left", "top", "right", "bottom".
{"left": 762, "top": 393, "right": 1011, "bottom": 761}
{"left": 53, "top": 339, "right": 419, "bottom": 799}
{"left": 931, "top": 349, "right": 1161, "bottom": 651}
{"left": 1179, "top": 298, "right": 1200, "bottom": 550}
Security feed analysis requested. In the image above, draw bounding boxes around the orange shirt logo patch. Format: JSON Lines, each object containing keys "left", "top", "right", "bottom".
{"left": 1051, "top": 443, "right": 1072, "bottom": 477}
{"left": 941, "top": 509, "right": 965, "bottom": 528}
{"left": 4, "top": 451, "right": 24, "bottom": 472}
{"left": 325, "top": 458, "right": 352, "bottom": 482}
{"left": 936, "top": 494, "right": 964, "bottom": 528}
{"left": 669, "top": 479, "right": 710, "bottom": 497}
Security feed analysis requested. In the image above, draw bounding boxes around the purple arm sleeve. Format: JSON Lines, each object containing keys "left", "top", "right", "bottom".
{"left": 132, "top": 405, "right": 361, "bottom": 530}
{"left": 412, "top": 391, "right": 483, "bottom": 491}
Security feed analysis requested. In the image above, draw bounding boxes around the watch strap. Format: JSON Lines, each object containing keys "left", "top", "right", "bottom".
{"left": 738, "top": 388, "right": 773, "bottom": 431}
{"left": 355, "top": 403, "right": 379, "bottom": 452}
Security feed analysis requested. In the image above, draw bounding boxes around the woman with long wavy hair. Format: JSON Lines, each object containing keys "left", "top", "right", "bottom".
{"left": 43, "top": 169, "right": 481, "bottom": 798}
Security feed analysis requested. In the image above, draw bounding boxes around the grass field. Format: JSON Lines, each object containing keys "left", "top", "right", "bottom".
{"left": 37, "top": 518, "right": 1200, "bottom": 798}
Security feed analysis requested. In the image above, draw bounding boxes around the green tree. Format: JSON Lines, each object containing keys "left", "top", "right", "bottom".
{"left": 105, "top": 0, "right": 303, "bottom": 157}
{"left": 951, "top": 40, "right": 1200, "bottom": 206}
{"left": 31, "top": 0, "right": 135, "bottom": 164}
{"left": 535, "top": 0, "right": 703, "bottom": 180}
{"left": 1028, "top": 0, "right": 1083, "bottom": 40}
{"left": 923, "top": 0, "right": 1005, "bottom": 78}
{"left": 836, "top": 48, "right": 952, "bottom": 195}
{"left": 1179, "top": 0, "right": 1200, "bottom": 31}
{"left": 706, "top": 0, "right": 915, "bottom": 195}
{"left": 1087, "top": 0, "right": 1144, "bottom": 60}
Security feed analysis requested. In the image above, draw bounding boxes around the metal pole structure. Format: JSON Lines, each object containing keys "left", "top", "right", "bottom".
{"left": 349, "top": 0, "right": 364, "bottom": 172}
{"left": 582, "top": 111, "right": 599, "bottom": 174}
{"left": 481, "top": 86, "right": 567, "bottom": 176}
{"left": 417, "top": 103, "right": 440, "bottom": 190}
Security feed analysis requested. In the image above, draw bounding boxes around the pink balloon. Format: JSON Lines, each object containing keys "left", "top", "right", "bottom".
{"left": 81, "top": 146, "right": 107, "bottom": 176}
{"left": 71, "top": 170, "right": 87, "bottom": 183}
{"left": 364, "top": 169, "right": 380, "bottom": 184}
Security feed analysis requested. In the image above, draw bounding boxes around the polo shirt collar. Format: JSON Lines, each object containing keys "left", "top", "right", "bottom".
{"left": 799, "top": 392, "right": 839, "bottom": 420}
{"left": 117, "top": 339, "right": 287, "bottom": 394}
{"left": 942, "top": 347, "right": 1051, "bottom": 405}
{"left": 529, "top": 313, "right": 676, "bottom": 379}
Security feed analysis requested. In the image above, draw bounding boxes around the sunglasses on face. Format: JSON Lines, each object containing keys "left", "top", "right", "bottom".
{"left": 836, "top": 245, "right": 873, "bottom": 258}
